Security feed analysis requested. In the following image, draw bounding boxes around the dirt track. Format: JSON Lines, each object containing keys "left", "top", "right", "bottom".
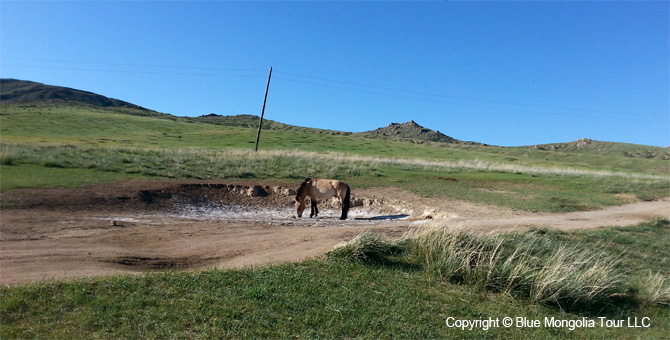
{"left": 1, "top": 180, "right": 668, "bottom": 286}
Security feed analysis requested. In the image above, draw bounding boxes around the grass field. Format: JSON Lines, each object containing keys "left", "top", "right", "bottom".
{"left": 1, "top": 102, "right": 669, "bottom": 339}
{"left": 2, "top": 103, "right": 669, "bottom": 170}
{"left": 1, "top": 219, "right": 668, "bottom": 339}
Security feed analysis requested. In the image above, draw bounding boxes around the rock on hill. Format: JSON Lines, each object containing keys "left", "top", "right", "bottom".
{"left": 0, "top": 79, "right": 148, "bottom": 110}
{"left": 357, "top": 120, "right": 459, "bottom": 143}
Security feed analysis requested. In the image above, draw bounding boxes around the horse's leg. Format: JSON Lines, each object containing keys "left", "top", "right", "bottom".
{"left": 310, "top": 200, "right": 314, "bottom": 218}
{"left": 339, "top": 185, "right": 350, "bottom": 220}
{"left": 314, "top": 200, "right": 319, "bottom": 217}
{"left": 310, "top": 199, "right": 318, "bottom": 218}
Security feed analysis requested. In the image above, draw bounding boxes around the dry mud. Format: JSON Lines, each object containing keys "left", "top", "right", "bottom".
{"left": 1, "top": 180, "right": 668, "bottom": 285}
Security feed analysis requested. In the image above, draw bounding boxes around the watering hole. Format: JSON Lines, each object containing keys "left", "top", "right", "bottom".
{"left": 96, "top": 205, "right": 412, "bottom": 228}
{"left": 162, "top": 205, "right": 410, "bottom": 225}
{"left": 118, "top": 183, "right": 419, "bottom": 227}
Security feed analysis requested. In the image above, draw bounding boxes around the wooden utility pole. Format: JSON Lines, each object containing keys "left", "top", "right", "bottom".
{"left": 255, "top": 67, "right": 272, "bottom": 152}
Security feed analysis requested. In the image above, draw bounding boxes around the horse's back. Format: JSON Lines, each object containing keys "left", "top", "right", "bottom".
{"left": 310, "top": 178, "right": 348, "bottom": 199}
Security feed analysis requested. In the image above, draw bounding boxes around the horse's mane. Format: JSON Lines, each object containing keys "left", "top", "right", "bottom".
{"left": 295, "top": 178, "right": 311, "bottom": 201}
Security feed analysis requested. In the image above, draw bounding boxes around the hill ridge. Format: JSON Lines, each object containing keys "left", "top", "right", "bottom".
{"left": 357, "top": 120, "right": 460, "bottom": 144}
{"left": 0, "top": 78, "right": 148, "bottom": 110}
{"left": 0, "top": 79, "right": 466, "bottom": 144}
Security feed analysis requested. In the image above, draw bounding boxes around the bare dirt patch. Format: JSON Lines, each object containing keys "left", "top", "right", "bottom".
{"left": 1, "top": 180, "right": 668, "bottom": 285}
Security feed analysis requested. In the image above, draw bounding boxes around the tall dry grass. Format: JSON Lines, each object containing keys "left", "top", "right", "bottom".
{"left": 330, "top": 224, "right": 628, "bottom": 309}
{"left": 0, "top": 143, "right": 378, "bottom": 180}
{"left": 291, "top": 151, "right": 666, "bottom": 180}
{"left": 635, "top": 272, "right": 670, "bottom": 306}
{"left": 406, "top": 224, "right": 626, "bottom": 307}
{"left": 2, "top": 142, "right": 666, "bottom": 180}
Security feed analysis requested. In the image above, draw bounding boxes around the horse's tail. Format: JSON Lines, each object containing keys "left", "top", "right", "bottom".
{"left": 340, "top": 184, "right": 351, "bottom": 220}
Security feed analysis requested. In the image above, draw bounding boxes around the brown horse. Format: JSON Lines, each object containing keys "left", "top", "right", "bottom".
{"left": 295, "top": 178, "right": 351, "bottom": 220}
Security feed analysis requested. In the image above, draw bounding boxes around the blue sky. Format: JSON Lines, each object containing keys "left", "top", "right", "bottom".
{"left": 2, "top": 1, "right": 668, "bottom": 147}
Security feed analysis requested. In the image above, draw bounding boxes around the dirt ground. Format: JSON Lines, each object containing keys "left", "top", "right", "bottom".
{"left": 1, "top": 180, "right": 668, "bottom": 286}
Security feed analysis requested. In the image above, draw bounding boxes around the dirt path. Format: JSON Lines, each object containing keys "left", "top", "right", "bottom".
{"left": 467, "top": 197, "right": 670, "bottom": 231}
{"left": 1, "top": 180, "right": 668, "bottom": 286}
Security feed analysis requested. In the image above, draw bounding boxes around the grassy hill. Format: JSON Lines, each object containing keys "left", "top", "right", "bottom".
{"left": 190, "top": 113, "right": 350, "bottom": 135}
{"left": 2, "top": 100, "right": 668, "bottom": 212}
{"left": 1, "top": 79, "right": 668, "bottom": 211}
{"left": 0, "top": 79, "right": 148, "bottom": 110}
{"left": 3, "top": 79, "right": 668, "bottom": 158}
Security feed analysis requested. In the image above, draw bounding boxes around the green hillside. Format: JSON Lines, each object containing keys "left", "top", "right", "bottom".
{"left": 2, "top": 79, "right": 667, "bottom": 161}
{"left": 2, "top": 101, "right": 668, "bottom": 212}
{"left": 190, "top": 113, "right": 346, "bottom": 134}
{"left": 2, "top": 102, "right": 668, "bottom": 174}
{"left": 1, "top": 79, "right": 668, "bottom": 212}
{"left": 529, "top": 138, "right": 670, "bottom": 160}
{"left": 0, "top": 79, "right": 147, "bottom": 110}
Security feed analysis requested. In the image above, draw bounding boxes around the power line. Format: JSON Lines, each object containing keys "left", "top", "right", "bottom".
{"left": 274, "top": 76, "right": 668, "bottom": 123}
{"left": 2, "top": 56, "right": 266, "bottom": 73}
{"left": 274, "top": 70, "right": 666, "bottom": 118}
{"left": 3, "top": 64, "right": 266, "bottom": 79}
{"left": 3, "top": 57, "right": 667, "bottom": 123}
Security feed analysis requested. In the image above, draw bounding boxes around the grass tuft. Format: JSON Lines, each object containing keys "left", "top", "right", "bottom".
{"left": 636, "top": 272, "right": 670, "bottom": 306}
{"left": 327, "top": 231, "right": 405, "bottom": 265}
{"left": 333, "top": 224, "right": 632, "bottom": 313}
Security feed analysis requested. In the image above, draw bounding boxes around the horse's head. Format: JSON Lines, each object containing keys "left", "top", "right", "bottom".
{"left": 295, "top": 198, "right": 306, "bottom": 218}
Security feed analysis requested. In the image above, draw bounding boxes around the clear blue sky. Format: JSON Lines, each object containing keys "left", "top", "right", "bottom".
{"left": 2, "top": 1, "right": 668, "bottom": 147}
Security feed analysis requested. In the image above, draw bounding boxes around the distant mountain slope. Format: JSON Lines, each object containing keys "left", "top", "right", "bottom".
{"left": 357, "top": 120, "right": 459, "bottom": 144}
{"left": 528, "top": 138, "right": 669, "bottom": 160}
{"left": 0, "top": 79, "right": 148, "bottom": 110}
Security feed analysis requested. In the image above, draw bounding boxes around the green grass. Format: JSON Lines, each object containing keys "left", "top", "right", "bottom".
{"left": 2, "top": 220, "right": 669, "bottom": 339}
{"left": 0, "top": 164, "right": 150, "bottom": 191}
{"left": 2, "top": 103, "right": 668, "bottom": 173}
{"left": 2, "top": 141, "right": 668, "bottom": 212}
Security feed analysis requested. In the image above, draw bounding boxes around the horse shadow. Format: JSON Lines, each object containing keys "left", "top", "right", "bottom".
{"left": 353, "top": 214, "right": 410, "bottom": 221}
